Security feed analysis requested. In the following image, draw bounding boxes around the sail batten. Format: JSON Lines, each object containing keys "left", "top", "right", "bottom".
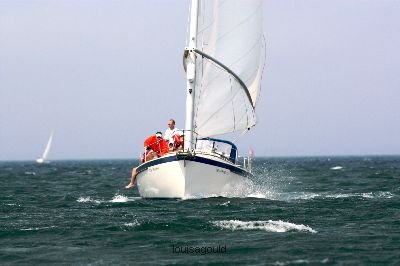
{"left": 190, "top": 0, "right": 265, "bottom": 138}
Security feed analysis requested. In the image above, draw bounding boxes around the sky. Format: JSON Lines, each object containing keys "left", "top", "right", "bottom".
{"left": 1, "top": 0, "right": 399, "bottom": 161}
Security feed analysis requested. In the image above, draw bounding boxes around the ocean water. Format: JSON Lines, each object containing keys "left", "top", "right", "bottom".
{"left": 1, "top": 156, "right": 399, "bottom": 265}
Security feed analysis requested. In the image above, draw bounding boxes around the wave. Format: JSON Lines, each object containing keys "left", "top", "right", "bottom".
{"left": 212, "top": 220, "right": 317, "bottom": 233}
{"left": 110, "top": 194, "right": 129, "bottom": 203}
{"left": 184, "top": 189, "right": 395, "bottom": 202}
{"left": 183, "top": 179, "right": 280, "bottom": 200}
{"left": 20, "top": 225, "right": 56, "bottom": 231}
{"left": 325, "top": 191, "right": 394, "bottom": 199}
{"left": 123, "top": 220, "right": 140, "bottom": 227}
{"left": 219, "top": 201, "right": 230, "bottom": 206}
{"left": 246, "top": 192, "right": 269, "bottom": 198}
{"left": 273, "top": 258, "right": 329, "bottom": 265}
{"left": 24, "top": 171, "right": 36, "bottom": 175}
{"left": 243, "top": 191, "right": 395, "bottom": 201}
{"left": 77, "top": 194, "right": 140, "bottom": 204}
{"left": 76, "top": 196, "right": 101, "bottom": 204}
{"left": 4, "top": 203, "right": 21, "bottom": 207}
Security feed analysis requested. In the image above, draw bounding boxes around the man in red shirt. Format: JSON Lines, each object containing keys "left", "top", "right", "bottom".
{"left": 143, "top": 132, "right": 168, "bottom": 161}
{"left": 126, "top": 132, "right": 168, "bottom": 189}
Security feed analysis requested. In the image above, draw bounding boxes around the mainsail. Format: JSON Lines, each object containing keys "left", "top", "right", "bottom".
{"left": 190, "top": 0, "right": 265, "bottom": 138}
{"left": 42, "top": 131, "right": 53, "bottom": 160}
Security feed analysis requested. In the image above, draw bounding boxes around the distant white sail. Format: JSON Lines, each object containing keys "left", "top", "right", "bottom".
{"left": 36, "top": 131, "right": 54, "bottom": 163}
{"left": 192, "top": 0, "right": 265, "bottom": 137}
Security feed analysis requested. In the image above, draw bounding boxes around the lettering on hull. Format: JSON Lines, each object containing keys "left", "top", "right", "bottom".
{"left": 216, "top": 168, "right": 228, "bottom": 175}
{"left": 149, "top": 166, "right": 160, "bottom": 172}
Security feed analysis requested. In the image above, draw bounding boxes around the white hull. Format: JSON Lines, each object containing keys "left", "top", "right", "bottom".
{"left": 36, "top": 158, "right": 49, "bottom": 164}
{"left": 136, "top": 152, "right": 250, "bottom": 198}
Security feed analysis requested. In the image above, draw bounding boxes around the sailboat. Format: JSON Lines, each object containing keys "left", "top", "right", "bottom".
{"left": 36, "top": 131, "right": 54, "bottom": 164}
{"left": 136, "top": 0, "right": 265, "bottom": 198}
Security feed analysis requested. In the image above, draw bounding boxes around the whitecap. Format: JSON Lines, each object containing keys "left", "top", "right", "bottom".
{"left": 220, "top": 201, "right": 230, "bottom": 206}
{"left": 282, "top": 192, "right": 321, "bottom": 201}
{"left": 20, "top": 225, "right": 56, "bottom": 231}
{"left": 362, "top": 191, "right": 393, "bottom": 199}
{"left": 362, "top": 192, "right": 374, "bottom": 198}
{"left": 325, "top": 193, "right": 353, "bottom": 198}
{"left": 183, "top": 193, "right": 219, "bottom": 199}
{"left": 5, "top": 203, "right": 21, "bottom": 206}
{"left": 212, "top": 220, "right": 317, "bottom": 233}
{"left": 0, "top": 247, "right": 31, "bottom": 253}
{"left": 376, "top": 191, "right": 394, "bottom": 198}
{"left": 123, "top": 221, "right": 140, "bottom": 227}
{"left": 246, "top": 193, "right": 267, "bottom": 198}
{"left": 77, "top": 196, "right": 91, "bottom": 203}
{"left": 24, "top": 171, "right": 36, "bottom": 175}
{"left": 330, "top": 166, "right": 343, "bottom": 170}
{"left": 273, "top": 258, "right": 329, "bottom": 265}
{"left": 110, "top": 194, "right": 129, "bottom": 203}
{"left": 76, "top": 196, "right": 101, "bottom": 204}
{"left": 325, "top": 191, "right": 394, "bottom": 199}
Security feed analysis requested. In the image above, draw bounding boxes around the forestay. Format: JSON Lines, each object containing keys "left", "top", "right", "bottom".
{"left": 192, "top": 0, "right": 265, "bottom": 138}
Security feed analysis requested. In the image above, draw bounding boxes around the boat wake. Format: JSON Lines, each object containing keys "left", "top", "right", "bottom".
{"left": 325, "top": 191, "right": 394, "bottom": 199}
{"left": 243, "top": 190, "right": 395, "bottom": 201}
{"left": 212, "top": 220, "right": 317, "bottom": 233}
{"left": 184, "top": 188, "right": 395, "bottom": 201}
{"left": 180, "top": 168, "right": 396, "bottom": 201}
{"left": 183, "top": 177, "right": 279, "bottom": 199}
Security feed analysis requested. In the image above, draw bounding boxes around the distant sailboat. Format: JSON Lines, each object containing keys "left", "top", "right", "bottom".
{"left": 36, "top": 131, "right": 54, "bottom": 164}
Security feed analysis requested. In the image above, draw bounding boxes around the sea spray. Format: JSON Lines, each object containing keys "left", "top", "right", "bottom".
{"left": 212, "top": 220, "right": 317, "bottom": 233}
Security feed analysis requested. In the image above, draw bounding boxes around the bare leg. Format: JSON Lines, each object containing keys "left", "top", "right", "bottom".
{"left": 125, "top": 167, "right": 137, "bottom": 189}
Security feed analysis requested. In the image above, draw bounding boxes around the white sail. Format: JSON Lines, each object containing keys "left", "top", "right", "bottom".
{"left": 37, "top": 131, "right": 53, "bottom": 163}
{"left": 191, "top": 0, "right": 265, "bottom": 138}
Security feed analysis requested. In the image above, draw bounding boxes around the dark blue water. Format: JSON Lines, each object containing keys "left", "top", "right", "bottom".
{"left": 1, "top": 157, "right": 400, "bottom": 265}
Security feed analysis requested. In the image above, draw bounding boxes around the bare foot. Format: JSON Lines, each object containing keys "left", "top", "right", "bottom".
{"left": 125, "top": 183, "right": 134, "bottom": 189}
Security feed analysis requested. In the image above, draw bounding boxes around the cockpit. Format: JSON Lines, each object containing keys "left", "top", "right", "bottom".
{"left": 195, "top": 138, "right": 238, "bottom": 163}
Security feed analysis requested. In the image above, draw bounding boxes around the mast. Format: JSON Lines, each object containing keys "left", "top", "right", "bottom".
{"left": 184, "top": 0, "right": 198, "bottom": 151}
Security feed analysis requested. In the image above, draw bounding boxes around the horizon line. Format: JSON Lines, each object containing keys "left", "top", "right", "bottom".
{"left": 1, "top": 153, "right": 400, "bottom": 162}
